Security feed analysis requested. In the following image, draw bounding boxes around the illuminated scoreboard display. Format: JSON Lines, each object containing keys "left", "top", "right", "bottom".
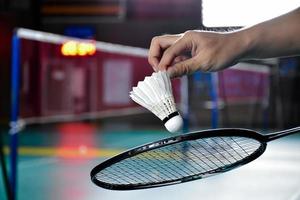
{"left": 61, "top": 41, "right": 96, "bottom": 56}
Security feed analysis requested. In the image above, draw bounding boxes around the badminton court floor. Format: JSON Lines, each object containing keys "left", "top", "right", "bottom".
{"left": 1, "top": 123, "right": 300, "bottom": 200}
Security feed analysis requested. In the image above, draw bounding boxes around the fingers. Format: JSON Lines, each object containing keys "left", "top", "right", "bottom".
{"left": 173, "top": 55, "right": 190, "bottom": 64}
{"left": 157, "top": 36, "right": 191, "bottom": 71}
{"left": 149, "top": 30, "right": 236, "bottom": 78}
{"left": 167, "top": 57, "right": 199, "bottom": 78}
{"left": 148, "top": 35, "right": 181, "bottom": 71}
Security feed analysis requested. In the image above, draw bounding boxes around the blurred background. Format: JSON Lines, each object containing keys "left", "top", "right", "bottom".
{"left": 0, "top": 1, "right": 300, "bottom": 200}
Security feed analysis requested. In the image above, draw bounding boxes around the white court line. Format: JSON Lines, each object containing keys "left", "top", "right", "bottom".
{"left": 19, "top": 157, "right": 59, "bottom": 169}
{"left": 21, "top": 107, "right": 146, "bottom": 126}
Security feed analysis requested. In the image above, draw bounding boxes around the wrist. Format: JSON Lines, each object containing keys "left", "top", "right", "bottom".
{"left": 230, "top": 27, "right": 260, "bottom": 61}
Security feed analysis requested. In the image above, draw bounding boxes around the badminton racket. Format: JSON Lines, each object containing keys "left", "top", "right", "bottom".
{"left": 91, "top": 127, "right": 300, "bottom": 190}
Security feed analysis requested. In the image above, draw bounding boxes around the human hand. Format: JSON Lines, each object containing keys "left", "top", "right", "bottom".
{"left": 148, "top": 30, "right": 246, "bottom": 78}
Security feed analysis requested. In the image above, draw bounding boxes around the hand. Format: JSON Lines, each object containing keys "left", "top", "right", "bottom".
{"left": 148, "top": 30, "right": 246, "bottom": 78}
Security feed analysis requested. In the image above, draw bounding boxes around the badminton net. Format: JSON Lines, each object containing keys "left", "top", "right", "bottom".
{"left": 13, "top": 28, "right": 183, "bottom": 126}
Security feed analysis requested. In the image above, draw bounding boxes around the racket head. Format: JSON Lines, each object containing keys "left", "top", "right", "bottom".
{"left": 91, "top": 128, "right": 267, "bottom": 190}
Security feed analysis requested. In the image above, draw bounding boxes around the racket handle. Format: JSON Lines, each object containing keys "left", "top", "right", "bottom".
{"left": 266, "top": 126, "right": 300, "bottom": 142}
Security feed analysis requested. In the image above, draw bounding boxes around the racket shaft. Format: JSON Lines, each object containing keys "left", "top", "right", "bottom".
{"left": 266, "top": 126, "right": 300, "bottom": 142}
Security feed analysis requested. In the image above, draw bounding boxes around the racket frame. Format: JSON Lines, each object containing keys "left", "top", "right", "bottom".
{"left": 91, "top": 128, "right": 267, "bottom": 190}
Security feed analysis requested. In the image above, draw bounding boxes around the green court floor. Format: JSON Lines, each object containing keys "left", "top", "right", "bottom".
{"left": 1, "top": 123, "right": 300, "bottom": 200}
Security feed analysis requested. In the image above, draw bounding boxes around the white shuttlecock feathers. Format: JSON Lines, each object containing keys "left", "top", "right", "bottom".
{"left": 129, "top": 71, "right": 183, "bottom": 133}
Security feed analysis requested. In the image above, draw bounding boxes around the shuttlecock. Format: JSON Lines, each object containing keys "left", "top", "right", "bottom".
{"left": 129, "top": 71, "right": 183, "bottom": 133}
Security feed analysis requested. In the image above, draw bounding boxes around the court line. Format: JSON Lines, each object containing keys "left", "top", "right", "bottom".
{"left": 4, "top": 146, "right": 124, "bottom": 158}
{"left": 3, "top": 145, "right": 300, "bottom": 160}
{"left": 19, "top": 157, "right": 59, "bottom": 169}
{"left": 21, "top": 107, "right": 146, "bottom": 126}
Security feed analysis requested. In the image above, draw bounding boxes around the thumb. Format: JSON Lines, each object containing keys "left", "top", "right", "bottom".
{"left": 167, "top": 58, "right": 199, "bottom": 78}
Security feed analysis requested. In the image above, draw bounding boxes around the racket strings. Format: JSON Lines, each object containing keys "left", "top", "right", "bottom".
{"left": 95, "top": 136, "right": 262, "bottom": 186}
{"left": 188, "top": 143, "right": 218, "bottom": 170}
{"left": 188, "top": 139, "right": 240, "bottom": 169}
{"left": 230, "top": 137, "right": 250, "bottom": 156}
{"left": 202, "top": 139, "right": 230, "bottom": 165}
{"left": 191, "top": 138, "right": 253, "bottom": 165}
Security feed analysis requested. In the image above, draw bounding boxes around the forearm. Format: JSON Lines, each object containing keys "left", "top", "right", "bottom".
{"left": 235, "top": 7, "right": 300, "bottom": 61}
{"left": 148, "top": 7, "right": 300, "bottom": 77}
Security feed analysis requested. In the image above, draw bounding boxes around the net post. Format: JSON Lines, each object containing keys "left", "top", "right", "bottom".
{"left": 9, "top": 29, "right": 21, "bottom": 200}
{"left": 209, "top": 73, "right": 219, "bottom": 129}
{"left": 180, "top": 76, "right": 189, "bottom": 133}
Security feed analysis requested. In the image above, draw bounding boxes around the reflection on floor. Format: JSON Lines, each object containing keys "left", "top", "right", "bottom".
{"left": 1, "top": 123, "right": 300, "bottom": 200}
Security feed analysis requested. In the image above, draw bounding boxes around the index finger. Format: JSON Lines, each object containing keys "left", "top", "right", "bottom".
{"left": 148, "top": 35, "right": 181, "bottom": 71}
{"left": 157, "top": 36, "right": 191, "bottom": 71}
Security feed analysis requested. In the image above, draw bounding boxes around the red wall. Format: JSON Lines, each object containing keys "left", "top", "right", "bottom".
{"left": 19, "top": 41, "right": 181, "bottom": 119}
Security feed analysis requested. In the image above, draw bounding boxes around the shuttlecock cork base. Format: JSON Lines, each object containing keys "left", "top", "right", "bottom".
{"left": 129, "top": 71, "right": 183, "bottom": 133}
{"left": 162, "top": 111, "right": 183, "bottom": 133}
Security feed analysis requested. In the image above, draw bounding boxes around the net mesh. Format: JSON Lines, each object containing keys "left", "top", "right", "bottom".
{"left": 94, "top": 136, "right": 262, "bottom": 186}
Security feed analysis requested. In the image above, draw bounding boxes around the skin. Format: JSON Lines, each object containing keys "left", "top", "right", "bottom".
{"left": 148, "top": 7, "right": 300, "bottom": 78}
